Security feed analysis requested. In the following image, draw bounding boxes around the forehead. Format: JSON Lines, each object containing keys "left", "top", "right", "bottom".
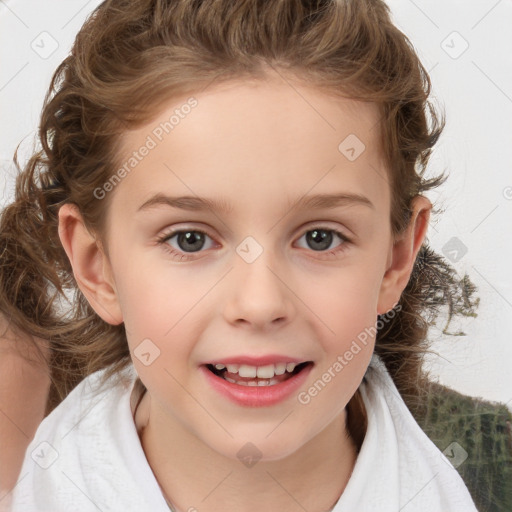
{"left": 122, "top": 75, "right": 382, "bottom": 156}
{"left": 114, "top": 76, "right": 389, "bottom": 216}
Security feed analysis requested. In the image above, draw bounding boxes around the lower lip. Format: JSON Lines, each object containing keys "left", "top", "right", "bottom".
{"left": 200, "top": 364, "right": 314, "bottom": 407}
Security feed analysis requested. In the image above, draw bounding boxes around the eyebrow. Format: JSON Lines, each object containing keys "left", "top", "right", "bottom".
{"left": 137, "top": 192, "right": 375, "bottom": 214}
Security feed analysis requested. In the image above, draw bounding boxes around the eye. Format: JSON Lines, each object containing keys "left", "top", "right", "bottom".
{"left": 295, "top": 227, "right": 350, "bottom": 256}
{"left": 157, "top": 229, "right": 216, "bottom": 261}
{"left": 156, "top": 226, "right": 351, "bottom": 262}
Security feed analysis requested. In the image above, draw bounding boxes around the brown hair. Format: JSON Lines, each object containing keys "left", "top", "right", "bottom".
{"left": 0, "top": 0, "right": 478, "bottom": 421}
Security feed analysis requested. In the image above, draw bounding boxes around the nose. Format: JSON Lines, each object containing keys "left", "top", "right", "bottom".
{"left": 223, "top": 252, "right": 295, "bottom": 331}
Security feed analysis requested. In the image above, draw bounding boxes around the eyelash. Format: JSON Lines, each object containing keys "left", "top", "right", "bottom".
{"left": 156, "top": 226, "right": 352, "bottom": 262}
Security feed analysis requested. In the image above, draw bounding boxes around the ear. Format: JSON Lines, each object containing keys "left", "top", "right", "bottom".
{"left": 58, "top": 203, "right": 123, "bottom": 325}
{"left": 377, "top": 195, "right": 431, "bottom": 315}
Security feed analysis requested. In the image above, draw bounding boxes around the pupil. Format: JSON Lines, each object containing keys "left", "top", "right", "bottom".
{"left": 178, "top": 231, "right": 205, "bottom": 252}
{"left": 307, "top": 229, "right": 332, "bottom": 251}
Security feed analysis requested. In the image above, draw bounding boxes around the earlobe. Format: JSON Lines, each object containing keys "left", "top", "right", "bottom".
{"left": 377, "top": 195, "right": 431, "bottom": 315}
{"left": 58, "top": 204, "right": 123, "bottom": 325}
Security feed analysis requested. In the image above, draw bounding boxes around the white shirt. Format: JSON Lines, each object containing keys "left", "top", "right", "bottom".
{"left": 10, "top": 354, "right": 479, "bottom": 511}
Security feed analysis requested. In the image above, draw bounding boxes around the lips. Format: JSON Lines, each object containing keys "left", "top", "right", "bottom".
{"left": 203, "top": 355, "right": 307, "bottom": 366}
{"left": 201, "top": 358, "right": 314, "bottom": 406}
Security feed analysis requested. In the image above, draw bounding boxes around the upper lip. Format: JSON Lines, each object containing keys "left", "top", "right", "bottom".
{"left": 202, "top": 355, "right": 311, "bottom": 366}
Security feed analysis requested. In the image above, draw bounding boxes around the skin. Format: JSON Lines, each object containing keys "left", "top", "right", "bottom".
{"left": 58, "top": 72, "right": 431, "bottom": 512}
{"left": 0, "top": 315, "right": 50, "bottom": 506}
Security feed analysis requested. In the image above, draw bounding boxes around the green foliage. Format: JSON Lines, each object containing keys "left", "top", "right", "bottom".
{"left": 412, "top": 382, "right": 512, "bottom": 512}
{"left": 442, "top": 273, "right": 480, "bottom": 335}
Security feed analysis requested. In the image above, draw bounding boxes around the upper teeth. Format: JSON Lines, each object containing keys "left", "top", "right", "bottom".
{"left": 213, "top": 362, "right": 299, "bottom": 378}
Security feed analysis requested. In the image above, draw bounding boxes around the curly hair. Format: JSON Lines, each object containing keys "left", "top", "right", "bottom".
{"left": 0, "top": 0, "right": 478, "bottom": 423}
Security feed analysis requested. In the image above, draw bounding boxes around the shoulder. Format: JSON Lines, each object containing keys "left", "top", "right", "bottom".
{"left": 39, "top": 364, "right": 136, "bottom": 438}
{"left": 348, "top": 353, "right": 479, "bottom": 511}
{"left": 10, "top": 364, "right": 149, "bottom": 511}
{"left": 23, "top": 363, "right": 138, "bottom": 464}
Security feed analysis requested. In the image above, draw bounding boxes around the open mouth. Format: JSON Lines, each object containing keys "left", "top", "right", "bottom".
{"left": 205, "top": 361, "right": 313, "bottom": 387}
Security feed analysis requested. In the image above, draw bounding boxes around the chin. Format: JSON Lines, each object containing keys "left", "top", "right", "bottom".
{"left": 204, "top": 432, "right": 308, "bottom": 465}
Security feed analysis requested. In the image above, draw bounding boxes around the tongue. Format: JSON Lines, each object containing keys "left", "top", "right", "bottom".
{"left": 224, "top": 370, "right": 292, "bottom": 384}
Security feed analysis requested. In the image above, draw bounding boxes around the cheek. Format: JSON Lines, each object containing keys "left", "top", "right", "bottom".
{"left": 299, "top": 273, "right": 380, "bottom": 414}
{"left": 113, "top": 258, "right": 211, "bottom": 373}
{"left": 114, "top": 254, "right": 200, "bottom": 334}
{"left": 301, "top": 263, "right": 383, "bottom": 338}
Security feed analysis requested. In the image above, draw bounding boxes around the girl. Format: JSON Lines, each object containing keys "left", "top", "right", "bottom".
{"left": 1, "top": 0, "right": 480, "bottom": 510}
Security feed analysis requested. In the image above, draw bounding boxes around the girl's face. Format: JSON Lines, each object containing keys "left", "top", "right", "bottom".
{"left": 98, "top": 76, "right": 398, "bottom": 460}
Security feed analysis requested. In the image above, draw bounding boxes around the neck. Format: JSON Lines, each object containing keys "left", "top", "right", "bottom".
{"left": 134, "top": 388, "right": 365, "bottom": 512}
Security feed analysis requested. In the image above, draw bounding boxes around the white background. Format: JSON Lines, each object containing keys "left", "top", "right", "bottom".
{"left": 1, "top": 0, "right": 511, "bottom": 407}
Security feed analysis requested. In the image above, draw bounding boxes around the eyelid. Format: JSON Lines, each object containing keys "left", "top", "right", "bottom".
{"left": 296, "top": 221, "right": 353, "bottom": 241}
{"left": 156, "top": 226, "right": 217, "bottom": 248}
{"left": 158, "top": 224, "right": 212, "bottom": 238}
{"left": 157, "top": 221, "right": 352, "bottom": 244}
